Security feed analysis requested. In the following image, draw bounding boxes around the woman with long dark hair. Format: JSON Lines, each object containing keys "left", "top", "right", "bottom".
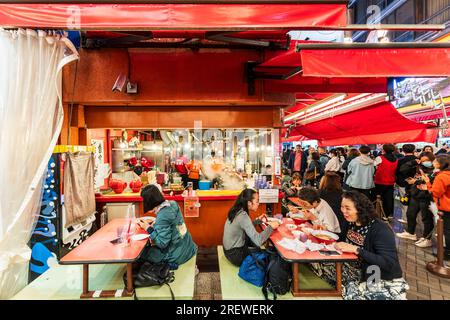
{"left": 222, "top": 188, "right": 279, "bottom": 266}
{"left": 312, "top": 190, "right": 408, "bottom": 300}
{"left": 319, "top": 172, "right": 347, "bottom": 240}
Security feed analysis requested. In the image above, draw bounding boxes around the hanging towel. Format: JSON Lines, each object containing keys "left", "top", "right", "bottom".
{"left": 64, "top": 152, "right": 96, "bottom": 227}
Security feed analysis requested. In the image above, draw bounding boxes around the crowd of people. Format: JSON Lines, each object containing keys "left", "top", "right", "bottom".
{"left": 221, "top": 142, "right": 450, "bottom": 300}
{"left": 135, "top": 142, "right": 450, "bottom": 300}
{"left": 282, "top": 142, "right": 450, "bottom": 256}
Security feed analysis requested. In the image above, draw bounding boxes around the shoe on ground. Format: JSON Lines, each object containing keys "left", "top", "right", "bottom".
{"left": 415, "top": 238, "right": 425, "bottom": 245}
{"left": 396, "top": 231, "right": 418, "bottom": 241}
{"left": 415, "top": 239, "right": 432, "bottom": 248}
{"left": 195, "top": 265, "right": 199, "bottom": 276}
{"left": 397, "top": 219, "right": 407, "bottom": 224}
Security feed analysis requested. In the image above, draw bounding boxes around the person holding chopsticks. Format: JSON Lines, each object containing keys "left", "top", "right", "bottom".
{"left": 311, "top": 190, "right": 408, "bottom": 300}
{"left": 137, "top": 184, "right": 198, "bottom": 267}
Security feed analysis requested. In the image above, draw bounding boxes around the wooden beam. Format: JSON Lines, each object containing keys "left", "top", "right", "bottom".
{"left": 84, "top": 106, "right": 281, "bottom": 129}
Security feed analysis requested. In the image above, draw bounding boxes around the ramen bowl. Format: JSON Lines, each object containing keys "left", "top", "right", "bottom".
{"left": 284, "top": 224, "right": 297, "bottom": 231}
{"left": 311, "top": 230, "right": 339, "bottom": 245}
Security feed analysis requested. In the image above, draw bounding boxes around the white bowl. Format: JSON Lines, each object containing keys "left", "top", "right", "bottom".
{"left": 141, "top": 216, "right": 156, "bottom": 222}
{"left": 291, "top": 230, "right": 303, "bottom": 238}
{"left": 284, "top": 224, "right": 297, "bottom": 230}
{"left": 267, "top": 217, "right": 282, "bottom": 224}
{"left": 311, "top": 230, "right": 339, "bottom": 241}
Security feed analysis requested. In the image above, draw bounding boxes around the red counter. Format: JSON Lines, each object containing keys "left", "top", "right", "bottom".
{"left": 96, "top": 190, "right": 283, "bottom": 247}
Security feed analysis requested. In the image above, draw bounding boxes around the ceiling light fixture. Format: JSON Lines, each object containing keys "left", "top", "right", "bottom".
{"left": 284, "top": 93, "right": 346, "bottom": 122}
{"left": 298, "top": 93, "right": 387, "bottom": 125}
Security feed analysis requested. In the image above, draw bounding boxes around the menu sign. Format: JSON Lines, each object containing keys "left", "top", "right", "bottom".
{"left": 259, "top": 189, "right": 279, "bottom": 204}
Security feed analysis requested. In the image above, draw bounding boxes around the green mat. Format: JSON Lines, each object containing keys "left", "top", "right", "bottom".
{"left": 12, "top": 264, "right": 133, "bottom": 300}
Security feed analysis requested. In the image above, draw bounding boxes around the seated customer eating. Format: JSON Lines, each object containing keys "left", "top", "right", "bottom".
{"left": 223, "top": 188, "right": 279, "bottom": 266}
{"left": 313, "top": 191, "right": 408, "bottom": 300}
{"left": 296, "top": 187, "right": 341, "bottom": 234}
{"left": 137, "top": 184, "right": 198, "bottom": 267}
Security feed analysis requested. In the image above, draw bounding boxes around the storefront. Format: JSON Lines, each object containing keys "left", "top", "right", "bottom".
{"left": 2, "top": 0, "right": 450, "bottom": 300}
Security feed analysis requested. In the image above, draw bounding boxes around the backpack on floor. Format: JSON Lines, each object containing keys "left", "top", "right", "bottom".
{"left": 123, "top": 262, "right": 175, "bottom": 299}
{"left": 238, "top": 251, "right": 269, "bottom": 287}
{"left": 262, "top": 248, "right": 292, "bottom": 300}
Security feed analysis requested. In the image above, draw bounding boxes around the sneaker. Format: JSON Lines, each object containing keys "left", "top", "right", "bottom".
{"left": 415, "top": 238, "right": 426, "bottom": 245}
{"left": 396, "top": 231, "right": 418, "bottom": 241}
{"left": 397, "top": 218, "right": 407, "bottom": 224}
{"left": 195, "top": 265, "right": 199, "bottom": 276}
{"left": 415, "top": 239, "right": 432, "bottom": 248}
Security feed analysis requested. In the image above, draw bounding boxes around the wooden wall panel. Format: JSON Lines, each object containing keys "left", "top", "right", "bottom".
{"left": 62, "top": 48, "right": 274, "bottom": 105}
{"left": 84, "top": 106, "right": 282, "bottom": 129}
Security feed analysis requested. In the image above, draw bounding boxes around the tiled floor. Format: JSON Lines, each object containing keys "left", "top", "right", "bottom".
{"left": 192, "top": 199, "right": 450, "bottom": 300}
{"left": 392, "top": 200, "right": 450, "bottom": 300}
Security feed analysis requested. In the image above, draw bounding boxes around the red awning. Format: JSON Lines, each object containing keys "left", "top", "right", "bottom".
{"left": 265, "top": 76, "right": 388, "bottom": 93}
{"left": 290, "top": 102, "right": 438, "bottom": 146}
{"left": 281, "top": 135, "right": 311, "bottom": 143}
{"left": 300, "top": 48, "right": 450, "bottom": 77}
{"left": 0, "top": 3, "right": 346, "bottom": 30}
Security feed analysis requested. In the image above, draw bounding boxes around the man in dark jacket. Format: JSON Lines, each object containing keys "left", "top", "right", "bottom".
{"left": 395, "top": 144, "right": 417, "bottom": 223}
{"left": 288, "top": 144, "right": 307, "bottom": 176}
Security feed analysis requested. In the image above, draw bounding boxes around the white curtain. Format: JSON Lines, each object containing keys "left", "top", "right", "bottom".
{"left": 0, "top": 29, "right": 78, "bottom": 299}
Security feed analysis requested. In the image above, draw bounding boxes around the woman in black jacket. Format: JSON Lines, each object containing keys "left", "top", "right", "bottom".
{"left": 312, "top": 191, "right": 408, "bottom": 300}
{"left": 396, "top": 152, "right": 436, "bottom": 247}
{"left": 303, "top": 152, "right": 324, "bottom": 187}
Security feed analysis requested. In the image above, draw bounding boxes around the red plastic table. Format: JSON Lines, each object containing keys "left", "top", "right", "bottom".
{"left": 266, "top": 219, "right": 358, "bottom": 297}
{"left": 60, "top": 218, "right": 149, "bottom": 299}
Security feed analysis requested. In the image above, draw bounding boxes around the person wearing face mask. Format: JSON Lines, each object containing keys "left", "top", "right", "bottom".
{"left": 396, "top": 152, "right": 436, "bottom": 247}
{"left": 223, "top": 188, "right": 279, "bottom": 266}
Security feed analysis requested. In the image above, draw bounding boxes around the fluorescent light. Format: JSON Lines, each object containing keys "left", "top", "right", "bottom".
{"left": 284, "top": 94, "right": 346, "bottom": 122}
{"left": 297, "top": 93, "right": 371, "bottom": 121}
{"left": 299, "top": 94, "right": 387, "bottom": 125}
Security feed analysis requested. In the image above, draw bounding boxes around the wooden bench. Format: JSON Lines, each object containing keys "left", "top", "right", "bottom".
{"left": 135, "top": 255, "right": 197, "bottom": 300}
{"left": 12, "top": 264, "right": 133, "bottom": 300}
{"left": 217, "top": 246, "right": 339, "bottom": 300}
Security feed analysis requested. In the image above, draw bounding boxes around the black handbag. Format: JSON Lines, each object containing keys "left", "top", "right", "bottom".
{"left": 123, "top": 261, "right": 175, "bottom": 299}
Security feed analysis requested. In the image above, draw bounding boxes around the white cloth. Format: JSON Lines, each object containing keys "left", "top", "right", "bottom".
{"left": 0, "top": 29, "right": 78, "bottom": 299}
{"left": 310, "top": 199, "right": 341, "bottom": 233}
{"left": 374, "top": 156, "right": 383, "bottom": 167}
{"left": 325, "top": 156, "right": 342, "bottom": 172}
{"left": 277, "top": 238, "right": 307, "bottom": 254}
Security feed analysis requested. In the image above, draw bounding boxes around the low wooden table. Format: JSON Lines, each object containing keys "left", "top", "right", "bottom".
{"left": 60, "top": 218, "right": 149, "bottom": 299}
{"left": 267, "top": 219, "right": 358, "bottom": 297}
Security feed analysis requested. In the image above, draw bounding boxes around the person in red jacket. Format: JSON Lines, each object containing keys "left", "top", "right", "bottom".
{"left": 422, "top": 154, "right": 450, "bottom": 260}
{"left": 374, "top": 144, "right": 398, "bottom": 221}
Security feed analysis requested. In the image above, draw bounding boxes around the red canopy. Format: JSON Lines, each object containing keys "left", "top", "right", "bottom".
{"left": 290, "top": 102, "right": 438, "bottom": 146}
{"left": 300, "top": 48, "right": 450, "bottom": 77}
{"left": 0, "top": 3, "right": 346, "bottom": 30}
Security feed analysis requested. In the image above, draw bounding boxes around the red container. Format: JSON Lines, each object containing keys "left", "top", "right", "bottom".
{"left": 130, "top": 179, "right": 143, "bottom": 193}
{"left": 156, "top": 173, "right": 165, "bottom": 185}
{"left": 292, "top": 218, "right": 308, "bottom": 225}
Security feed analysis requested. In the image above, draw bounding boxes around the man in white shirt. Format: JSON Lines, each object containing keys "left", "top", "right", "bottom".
{"left": 297, "top": 187, "right": 341, "bottom": 233}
